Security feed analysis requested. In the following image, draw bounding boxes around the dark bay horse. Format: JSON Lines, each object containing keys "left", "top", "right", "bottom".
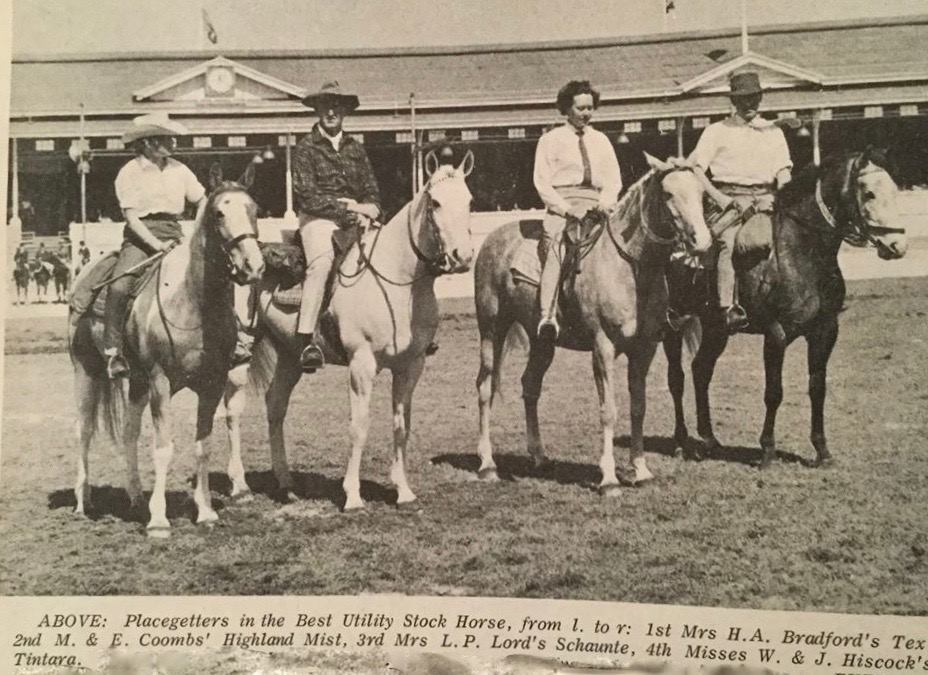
{"left": 237, "top": 153, "right": 475, "bottom": 510}
{"left": 70, "top": 166, "right": 264, "bottom": 536}
{"left": 474, "top": 155, "right": 713, "bottom": 493}
{"left": 32, "top": 259, "right": 52, "bottom": 303}
{"left": 51, "top": 254, "right": 71, "bottom": 302}
{"left": 12, "top": 257, "right": 31, "bottom": 304}
{"left": 663, "top": 150, "right": 908, "bottom": 468}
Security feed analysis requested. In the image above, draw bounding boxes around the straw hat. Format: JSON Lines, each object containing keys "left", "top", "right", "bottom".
{"left": 301, "top": 80, "right": 360, "bottom": 111}
{"left": 728, "top": 71, "right": 763, "bottom": 97}
{"left": 122, "top": 112, "right": 190, "bottom": 144}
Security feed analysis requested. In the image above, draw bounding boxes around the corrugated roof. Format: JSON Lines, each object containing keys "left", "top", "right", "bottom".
{"left": 11, "top": 15, "right": 928, "bottom": 118}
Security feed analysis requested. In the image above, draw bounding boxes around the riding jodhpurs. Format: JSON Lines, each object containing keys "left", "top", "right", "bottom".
{"left": 103, "top": 218, "right": 182, "bottom": 355}
{"left": 714, "top": 184, "right": 774, "bottom": 308}
{"left": 297, "top": 215, "right": 339, "bottom": 336}
{"left": 538, "top": 187, "right": 600, "bottom": 324}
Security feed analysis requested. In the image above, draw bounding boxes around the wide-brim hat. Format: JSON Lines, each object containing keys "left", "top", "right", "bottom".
{"left": 728, "top": 71, "right": 763, "bottom": 97}
{"left": 122, "top": 113, "right": 190, "bottom": 144}
{"left": 301, "top": 80, "right": 360, "bottom": 111}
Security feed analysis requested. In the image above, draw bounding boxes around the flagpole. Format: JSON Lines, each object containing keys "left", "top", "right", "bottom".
{"left": 741, "top": 0, "right": 749, "bottom": 54}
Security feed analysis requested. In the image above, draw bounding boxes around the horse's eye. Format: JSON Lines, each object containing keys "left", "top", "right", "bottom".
{"left": 863, "top": 190, "right": 876, "bottom": 200}
{"left": 431, "top": 199, "right": 442, "bottom": 208}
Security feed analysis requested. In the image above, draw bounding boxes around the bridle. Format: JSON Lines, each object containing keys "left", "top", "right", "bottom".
{"left": 208, "top": 183, "right": 261, "bottom": 283}
{"left": 814, "top": 154, "right": 905, "bottom": 251}
{"left": 348, "top": 169, "right": 463, "bottom": 286}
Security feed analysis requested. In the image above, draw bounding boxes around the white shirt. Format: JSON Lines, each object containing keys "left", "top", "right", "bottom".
{"left": 114, "top": 156, "right": 206, "bottom": 216}
{"left": 319, "top": 127, "right": 343, "bottom": 152}
{"left": 533, "top": 123, "right": 622, "bottom": 214}
{"left": 688, "top": 114, "right": 792, "bottom": 186}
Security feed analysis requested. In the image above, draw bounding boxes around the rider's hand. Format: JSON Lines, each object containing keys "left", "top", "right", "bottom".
{"left": 566, "top": 204, "right": 590, "bottom": 221}
{"left": 158, "top": 240, "right": 177, "bottom": 254}
{"left": 353, "top": 203, "right": 380, "bottom": 221}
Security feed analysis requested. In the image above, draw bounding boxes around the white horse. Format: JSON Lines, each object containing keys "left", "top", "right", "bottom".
{"left": 226, "top": 151, "right": 475, "bottom": 510}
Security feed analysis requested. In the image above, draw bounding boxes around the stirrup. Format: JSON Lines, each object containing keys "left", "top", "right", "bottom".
{"left": 537, "top": 317, "right": 559, "bottom": 342}
{"left": 425, "top": 341, "right": 439, "bottom": 356}
{"left": 723, "top": 304, "right": 749, "bottom": 333}
{"left": 300, "top": 343, "right": 325, "bottom": 373}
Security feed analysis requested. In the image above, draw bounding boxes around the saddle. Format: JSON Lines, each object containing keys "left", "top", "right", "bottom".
{"left": 261, "top": 227, "right": 361, "bottom": 310}
{"left": 68, "top": 253, "right": 160, "bottom": 325}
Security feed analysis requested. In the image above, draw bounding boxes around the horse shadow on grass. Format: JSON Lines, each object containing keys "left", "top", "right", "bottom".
{"left": 47, "top": 485, "right": 210, "bottom": 525}
{"left": 432, "top": 434, "right": 807, "bottom": 487}
{"left": 209, "top": 470, "right": 396, "bottom": 510}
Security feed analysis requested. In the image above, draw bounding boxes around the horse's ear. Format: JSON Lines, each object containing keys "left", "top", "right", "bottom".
{"left": 238, "top": 161, "right": 256, "bottom": 190}
{"left": 209, "top": 163, "right": 224, "bottom": 192}
{"left": 644, "top": 152, "right": 672, "bottom": 173}
{"left": 424, "top": 149, "right": 438, "bottom": 178}
{"left": 458, "top": 149, "right": 475, "bottom": 177}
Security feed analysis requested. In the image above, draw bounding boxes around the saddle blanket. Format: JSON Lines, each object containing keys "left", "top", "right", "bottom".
{"left": 509, "top": 219, "right": 545, "bottom": 286}
{"left": 68, "top": 253, "right": 160, "bottom": 324}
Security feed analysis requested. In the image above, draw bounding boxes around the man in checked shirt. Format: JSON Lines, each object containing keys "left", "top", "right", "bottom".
{"left": 292, "top": 80, "right": 382, "bottom": 373}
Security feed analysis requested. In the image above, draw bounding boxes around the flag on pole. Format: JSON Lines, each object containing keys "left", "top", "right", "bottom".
{"left": 202, "top": 9, "right": 218, "bottom": 44}
{"left": 665, "top": 0, "right": 676, "bottom": 13}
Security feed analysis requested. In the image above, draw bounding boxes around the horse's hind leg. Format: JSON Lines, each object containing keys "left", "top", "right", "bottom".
{"left": 265, "top": 350, "right": 302, "bottom": 500}
{"left": 663, "top": 333, "right": 689, "bottom": 453}
{"left": 345, "top": 348, "right": 377, "bottom": 510}
{"left": 591, "top": 333, "right": 622, "bottom": 495}
{"left": 806, "top": 317, "right": 838, "bottom": 467}
{"left": 124, "top": 375, "right": 149, "bottom": 510}
{"left": 628, "top": 341, "right": 658, "bottom": 484}
{"left": 223, "top": 365, "right": 251, "bottom": 499}
{"left": 147, "top": 372, "right": 174, "bottom": 536}
{"left": 475, "top": 322, "right": 507, "bottom": 480}
{"left": 73, "top": 369, "right": 97, "bottom": 515}
{"left": 522, "top": 335, "right": 555, "bottom": 468}
{"left": 390, "top": 355, "right": 425, "bottom": 506}
{"left": 193, "top": 384, "right": 224, "bottom": 524}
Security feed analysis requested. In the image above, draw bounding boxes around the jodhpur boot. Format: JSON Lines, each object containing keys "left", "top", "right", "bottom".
{"left": 299, "top": 334, "right": 325, "bottom": 373}
{"left": 723, "top": 304, "right": 749, "bottom": 333}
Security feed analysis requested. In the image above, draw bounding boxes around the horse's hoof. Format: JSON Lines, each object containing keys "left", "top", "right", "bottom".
{"left": 531, "top": 456, "right": 552, "bottom": 472}
{"left": 477, "top": 467, "right": 499, "bottom": 482}
{"left": 230, "top": 489, "right": 254, "bottom": 504}
{"left": 633, "top": 463, "right": 655, "bottom": 485}
{"left": 395, "top": 498, "right": 418, "bottom": 512}
{"left": 196, "top": 510, "right": 219, "bottom": 524}
{"left": 146, "top": 526, "right": 171, "bottom": 539}
{"left": 811, "top": 456, "right": 835, "bottom": 469}
{"left": 343, "top": 498, "right": 365, "bottom": 512}
{"left": 599, "top": 484, "right": 622, "bottom": 498}
{"left": 271, "top": 487, "right": 295, "bottom": 504}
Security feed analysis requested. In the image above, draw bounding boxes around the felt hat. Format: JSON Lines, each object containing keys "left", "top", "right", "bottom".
{"left": 729, "top": 71, "right": 763, "bottom": 97}
{"left": 301, "top": 80, "right": 360, "bottom": 111}
{"left": 122, "top": 113, "right": 190, "bottom": 144}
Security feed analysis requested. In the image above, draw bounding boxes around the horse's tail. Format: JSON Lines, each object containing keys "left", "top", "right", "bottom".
{"left": 99, "top": 379, "right": 127, "bottom": 444}
{"left": 679, "top": 315, "right": 703, "bottom": 365}
{"left": 494, "top": 323, "right": 529, "bottom": 404}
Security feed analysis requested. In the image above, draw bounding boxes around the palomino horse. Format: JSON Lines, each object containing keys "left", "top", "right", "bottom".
{"left": 69, "top": 166, "right": 264, "bottom": 536}
{"left": 12, "top": 257, "right": 31, "bottom": 304}
{"left": 474, "top": 155, "right": 713, "bottom": 492}
{"left": 663, "top": 150, "right": 907, "bottom": 468}
{"left": 236, "top": 151, "right": 475, "bottom": 510}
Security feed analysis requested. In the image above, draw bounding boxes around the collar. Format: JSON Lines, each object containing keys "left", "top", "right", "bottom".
{"left": 728, "top": 113, "right": 773, "bottom": 129}
{"left": 136, "top": 154, "right": 173, "bottom": 170}
{"left": 313, "top": 124, "right": 344, "bottom": 149}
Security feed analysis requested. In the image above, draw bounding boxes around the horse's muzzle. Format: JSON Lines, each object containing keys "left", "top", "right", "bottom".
{"left": 876, "top": 239, "right": 907, "bottom": 260}
{"left": 437, "top": 249, "right": 472, "bottom": 274}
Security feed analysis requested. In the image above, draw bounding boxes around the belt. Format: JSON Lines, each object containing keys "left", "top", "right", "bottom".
{"left": 715, "top": 182, "right": 774, "bottom": 194}
{"left": 140, "top": 212, "right": 181, "bottom": 221}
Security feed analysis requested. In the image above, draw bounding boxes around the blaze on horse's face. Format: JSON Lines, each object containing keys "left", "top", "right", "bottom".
{"left": 858, "top": 164, "right": 907, "bottom": 260}
{"left": 658, "top": 168, "right": 713, "bottom": 254}
{"left": 209, "top": 187, "right": 265, "bottom": 283}
{"left": 423, "top": 154, "right": 475, "bottom": 274}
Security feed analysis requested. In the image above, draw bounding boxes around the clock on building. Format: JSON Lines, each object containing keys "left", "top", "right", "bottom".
{"left": 205, "top": 67, "right": 236, "bottom": 97}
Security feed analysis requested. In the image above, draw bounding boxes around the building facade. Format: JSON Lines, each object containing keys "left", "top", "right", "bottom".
{"left": 8, "top": 15, "right": 928, "bottom": 240}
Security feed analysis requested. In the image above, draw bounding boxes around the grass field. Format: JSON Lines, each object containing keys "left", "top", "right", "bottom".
{"left": 1, "top": 276, "right": 926, "bottom": 615}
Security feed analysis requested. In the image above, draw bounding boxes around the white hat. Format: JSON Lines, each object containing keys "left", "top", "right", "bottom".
{"left": 122, "top": 113, "right": 190, "bottom": 144}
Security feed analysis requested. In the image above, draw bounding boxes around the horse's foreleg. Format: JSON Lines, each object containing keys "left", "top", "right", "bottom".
{"left": 521, "top": 337, "right": 555, "bottom": 468}
{"left": 759, "top": 329, "right": 787, "bottom": 468}
{"left": 147, "top": 373, "right": 174, "bottom": 536}
{"left": 224, "top": 365, "right": 251, "bottom": 499}
{"left": 628, "top": 341, "right": 658, "bottom": 484}
{"left": 390, "top": 355, "right": 425, "bottom": 506}
{"left": 193, "top": 385, "right": 224, "bottom": 524}
{"left": 265, "top": 351, "right": 302, "bottom": 500}
{"left": 476, "top": 326, "right": 506, "bottom": 480}
{"left": 807, "top": 318, "right": 838, "bottom": 467}
{"left": 663, "top": 333, "right": 689, "bottom": 451}
{"left": 345, "top": 348, "right": 377, "bottom": 511}
{"left": 592, "top": 334, "right": 620, "bottom": 494}
{"left": 692, "top": 327, "right": 728, "bottom": 454}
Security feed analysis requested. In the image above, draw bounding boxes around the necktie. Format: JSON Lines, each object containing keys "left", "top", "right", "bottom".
{"left": 577, "top": 128, "right": 592, "bottom": 187}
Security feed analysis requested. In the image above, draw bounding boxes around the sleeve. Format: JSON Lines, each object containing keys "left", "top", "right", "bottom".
{"left": 183, "top": 164, "right": 207, "bottom": 203}
{"left": 292, "top": 140, "right": 349, "bottom": 224}
{"left": 597, "top": 134, "right": 623, "bottom": 209}
{"left": 114, "top": 164, "right": 140, "bottom": 211}
{"left": 356, "top": 146, "right": 382, "bottom": 216}
{"left": 533, "top": 133, "right": 571, "bottom": 215}
{"left": 687, "top": 124, "right": 717, "bottom": 173}
{"left": 772, "top": 128, "right": 793, "bottom": 173}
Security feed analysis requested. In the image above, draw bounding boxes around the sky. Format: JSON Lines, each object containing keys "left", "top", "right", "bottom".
{"left": 11, "top": 0, "right": 928, "bottom": 55}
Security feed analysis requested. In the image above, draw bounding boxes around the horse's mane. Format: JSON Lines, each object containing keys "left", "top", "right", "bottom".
{"left": 612, "top": 169, "right": 655, "bottom": 221}
{"left": 776, "top": 149, "right": 888, "bottom": 208}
